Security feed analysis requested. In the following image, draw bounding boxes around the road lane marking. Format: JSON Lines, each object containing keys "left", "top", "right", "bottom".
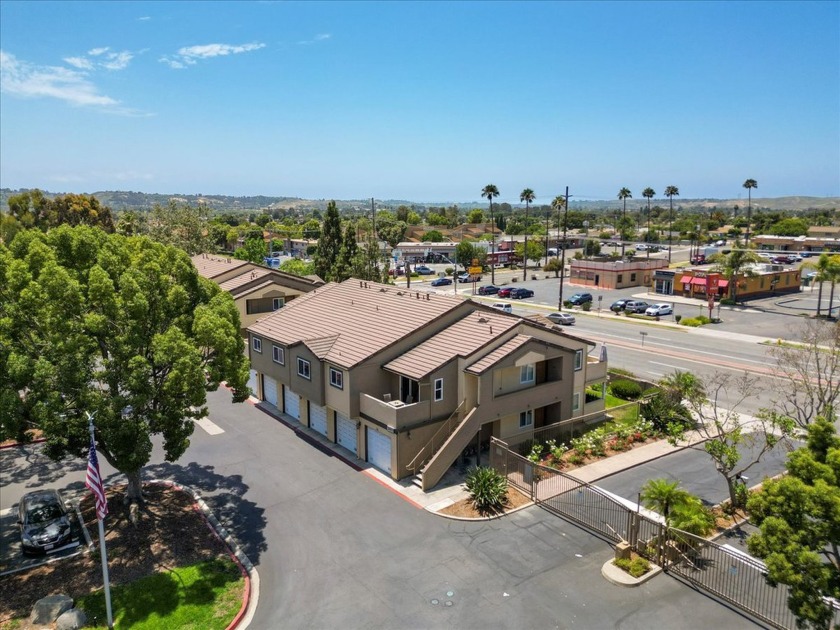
{"left": 195, "top": 417, "right": 225, "bottom": 435}
{"left": 650, "top": 362, "right": 683, "bottom": 370}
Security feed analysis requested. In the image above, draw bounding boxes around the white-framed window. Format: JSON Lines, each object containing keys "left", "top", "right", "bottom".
{"left": 572, "top": 392, "right": 581, "bottom": 412}
{"left": 520, "top": 364, "right": 535, "bottom": 384}
{"left": 434, "top": 378, "right": 443, "bottom": 401}
{"left": 272, "top": 345, "right": 285, "bottom": 365}
{"left": 519, "top": 410, "right": 533, "bottom": 428}
{"left": 329, "top": 367, "right": 343, "bottom": 389}
{"left": 574, "top": 350, "right": 583, "bottom": 371}
{"left": 297, "top": 357, "right": 311, "bottom": 380}
{"left": 272, "top": 297, "right": 285, "bottom": 311}
{"left": 252, "top": 337, "right": 262, "bottom": 353}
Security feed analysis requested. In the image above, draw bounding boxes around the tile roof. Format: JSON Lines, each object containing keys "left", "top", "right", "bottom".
{"left": 219, "top": 268, "right": 271, "bottom": 291}
{"left": 191, "top": 254, "right": 250, "bottom": 279}
{"left": 248, "top": 279, "right": 470, "bottom": 368}
{"left": 466, "top": 334, "right": 532, "bottom": 375}
{"left": 383, "top": 311, "right": 518, "bottom": 379}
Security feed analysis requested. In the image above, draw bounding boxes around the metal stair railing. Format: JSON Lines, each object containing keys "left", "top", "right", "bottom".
{"left": 407, "top": 400, "right": 466, "bottom": 476}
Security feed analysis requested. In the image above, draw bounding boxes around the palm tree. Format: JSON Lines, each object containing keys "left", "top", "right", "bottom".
{"left": 617, "top": 187, "right": 632, "bottom": 257}
{"left": 743, "top": 179, "right": 757, "bottom": 245}
{"left": 640, "top": 478, "right": 691, "bottom": 522}
{"left": 481, "top": 184, "right": 500, "bottom": 284}
{"left": 520, "top": 188, "right": 535, "bottom": 280}
{"left": 642, "top": 187, "right": 655, "bottom": 259}
{"left": 711, "top": 248, "right": 764, "bottom": 304}
{"left": 664, "top": 186, "right": 679, "bottom": 263}
{"left": 804, "top": 253, "right": 836, "bottom": 317}
{"left": 553, "top": 194, "right": 568, "bottom": 309}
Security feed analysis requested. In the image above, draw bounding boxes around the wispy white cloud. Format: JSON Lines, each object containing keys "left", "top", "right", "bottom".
{"left": 0, "top": 50, "right": 150, "bottom": 116}
{"left": 298, "top": 33, "right": 332, "bottom": 45}
{"left": 64, "top": 56, "right": 94, "bottom": 70}
{"left": 88, "top": 47, "right": 110, "bottom": 56}
{"left": 138, "top": 16, "right": 151, "bottom": 21}
{"left": 160, "top": 42, "right": 265, "bottom": 69}
{"left": 101, "top": 51, "right": 133, "bottom": 71}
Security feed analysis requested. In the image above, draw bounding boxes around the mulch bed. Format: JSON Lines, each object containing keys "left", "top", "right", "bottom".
{"left": 0, "top": 484, "right": 233, "bottom": 628}
{"left": 438, "top": 487, "right": 532, "bottom": 518}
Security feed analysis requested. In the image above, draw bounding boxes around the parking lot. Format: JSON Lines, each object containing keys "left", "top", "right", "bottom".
{"left": 0, "top": 504, "right": 87, "bottom": 576}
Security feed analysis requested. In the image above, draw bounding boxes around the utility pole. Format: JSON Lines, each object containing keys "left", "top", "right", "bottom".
{"left": 558, "top": 186, "right": 571, "bottom": 311}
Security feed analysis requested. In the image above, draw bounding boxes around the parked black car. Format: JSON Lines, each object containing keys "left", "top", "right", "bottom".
{"left": 610, "top": 299, "right": 631, "bottom": 312}
{"left": 510, "top": 288, "right": 535, "bottom": 299}
{"left": 18, "top": 489, "right": 75, "bottom": 555}
{"left": 568, "top": 292, "right": 593, "bottom": 305}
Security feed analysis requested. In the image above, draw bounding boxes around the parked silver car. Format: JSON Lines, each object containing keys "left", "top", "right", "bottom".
{"left": 546, "top": 312, "right": 575, "bottom": 325}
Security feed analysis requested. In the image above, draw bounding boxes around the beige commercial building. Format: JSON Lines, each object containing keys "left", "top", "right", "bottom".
{"left": 569, "top": 257, "right": 669, "bottom": 290}
{"left": 247, "top": 279, "right": 607, "bottom": 490}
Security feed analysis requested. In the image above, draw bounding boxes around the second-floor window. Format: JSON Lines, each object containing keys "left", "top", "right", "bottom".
{"left": 434, "top": 378, "right": 443, "bottom": 401}
{"left": 329, "top": 367, "right": 343, "bottom": 389}
{"left": 520, "top": 364, "right": 535, "bottom": 384}
{"left": 575, "top": 350, "right": 583, "bottom": 371}
{"left": 297, "top": 357, "right": 311, "bottom": 380}
{"left": 272, "top": 345, "right": 285, "bottom": 364}
{"left": 519, "top": 410, "right": 533, "bottom": 428}
{"left": 573, "top": 392, "right": 581, "bottom": 412}
{"left": 252, "top": 337, "right": 262, "bottom": 353}
{"left": 272, "top": 297, "right": 285, "bottom": 311}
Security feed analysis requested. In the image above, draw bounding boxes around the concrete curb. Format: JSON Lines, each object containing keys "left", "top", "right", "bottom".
{"left": 427, "top": 500, "right": 535, "bottom": 521}
{"left": 601, "top": 558, "right": 663, "bottom": 587}
{"left": 147, "top": 479, "right": 259, "bottom": 630}
{"left": 0, "top": 437, "right": 46, "bottom": 450}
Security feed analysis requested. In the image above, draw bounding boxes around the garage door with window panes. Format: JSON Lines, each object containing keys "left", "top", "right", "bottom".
{"left": 284, "top": 388, "right": 300, "bottom": 421}
{"left": 336, "top": 412, "right": 357, "bottom": 454}
{"left": 366, "top": 427, "right": 392, "bottom": 475}
{"left": 309, "top": 403, "right": 328, "bottom": 437}
{"left": 262, "top": 376, "right": 279, "bottom": 406}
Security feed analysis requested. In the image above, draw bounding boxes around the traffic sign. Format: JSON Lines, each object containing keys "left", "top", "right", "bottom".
{"left": 469, "top": 266, "right": 482, "bottom": 275}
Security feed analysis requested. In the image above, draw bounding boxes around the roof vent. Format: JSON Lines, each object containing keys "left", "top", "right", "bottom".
{"left": 478, "top": 317, "right": 489, "bottom": 323}
{"left": 396, "top": 291, "right": 404, "bottom": 296}
{"left": 379, "top": 288, "right": 387, "bottom": 292}
{"left": 426, "top": 294, "right": 430, "bottom": 301}
{"left": 416, "top": 292, "right": 420, "bottom": 299}
{"left": 360, "top": 281, "right": 364, "bottom": 287}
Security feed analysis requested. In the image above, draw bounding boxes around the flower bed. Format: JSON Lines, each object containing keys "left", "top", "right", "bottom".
{"left": 526, "top": 418, "right": 660, "bottom": 471}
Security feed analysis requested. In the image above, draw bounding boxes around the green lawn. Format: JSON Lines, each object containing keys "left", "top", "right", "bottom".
{"left": 77, "top": 558, "right": 244, "bottom": 630}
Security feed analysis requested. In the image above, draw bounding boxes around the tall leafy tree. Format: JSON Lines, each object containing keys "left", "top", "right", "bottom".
{"left": 313, "top": 200, "right": 343, "bottom": 281}
{"left": 520, "top": 188, "right": 535, "bottom": 280}
{"left": 147, "top": 201, "right": 213, "bottom": 255}
{"left": 335, "top": 221, "right": 359, "bottom": 281}
{"left": 664, "top": 185, "right": 679, "bottom": 262}
{"left": 481, "top": 184, "right": 500, "bottom": 284}
{"left": 747, "top": 416, "right": 840, "bottom": 630}
{"left": 0, "top": 226, "right": 250, "bottom": 502}
{"left": 617, "top": 187, "right": 632, "bottom": 257}
{"left": 743, "top": 179, "right": 758, "bottom": 245}
{"left": 642, "top": 187, "right": 655, "bottom": 258}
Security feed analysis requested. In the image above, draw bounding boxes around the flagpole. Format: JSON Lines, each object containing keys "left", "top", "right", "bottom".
{"left": 88, "top": 413, "right": 114, "bottom": 630}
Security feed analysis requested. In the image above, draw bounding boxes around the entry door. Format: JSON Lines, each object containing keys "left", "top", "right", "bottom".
{"left": 247, "top": 370, "right": 258, "bottom": 397}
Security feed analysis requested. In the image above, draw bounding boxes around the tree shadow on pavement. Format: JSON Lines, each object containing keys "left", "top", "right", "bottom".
{"left": 0, "top": 444, "right": 86, "bottom": 489}
{"left": 142, "top": 461, "right": 268, "bottom": 564}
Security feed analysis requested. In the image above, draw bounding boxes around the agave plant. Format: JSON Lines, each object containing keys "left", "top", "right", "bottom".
{"left": 465, "top": 466, "right": 509, "bottom": 514}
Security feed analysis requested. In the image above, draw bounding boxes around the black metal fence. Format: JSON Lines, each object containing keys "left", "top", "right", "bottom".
{"left": 489, "top": 437, "right": 840, "bottom": 630}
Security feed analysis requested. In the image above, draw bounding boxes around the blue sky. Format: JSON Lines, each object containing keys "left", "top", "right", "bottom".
{"left": 1, "top": 1, "right": 838, "bottom": 204}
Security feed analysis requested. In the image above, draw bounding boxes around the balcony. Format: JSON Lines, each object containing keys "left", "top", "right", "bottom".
{"left": 491, "top": 380, "right": 565, "bottom": 418}
{"left": 359, "top": 393, "right": 431, "bottom": 431}
{"left": 585, "top": 358, "right": 608, "bottom": 384}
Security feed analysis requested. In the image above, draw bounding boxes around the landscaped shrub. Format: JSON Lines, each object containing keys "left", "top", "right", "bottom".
{"left": 610, "top": 379, "right": 643, "bottom": 400}
{"left": 465, "top": 466, "right": 509, "bottom": 513}
{"left": 581, "top": 301, "right": 592, "bottom": 311}
{"left": 609, "top": 367, "right": 636, "bottom": 378}
{"left": 696, "top": 315, "right": 711, "bottom": 324}
{"left": 720, "top": 297, "right": 735, "bottom": 305}
{"left": 614, "top": 556, "right": 651, "bottom": 578}
{"left": 679, "top": 317, "right": 704, "bottom": 327}
{"left": 640, "top": 391, "right": 692, "bottom": 433}
{"left": 674, "top": 314, "right": 682, "bottom": 324}
{"left": 563, "top": 300, "right": 573, "bottom": 309}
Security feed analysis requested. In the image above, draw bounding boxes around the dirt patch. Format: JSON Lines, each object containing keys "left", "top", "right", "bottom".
{"left": 0, "top": 483, "right": 236, "bottom": 628}
{"left": 438, "top": 487, "right": 532, "bottom": 518}
{"left": 0, "top": 430, "right": 43, "bottom": 449}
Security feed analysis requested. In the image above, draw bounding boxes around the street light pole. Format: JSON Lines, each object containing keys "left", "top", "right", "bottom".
{"left": 558, "top": 186, "right": 570, "bottom": 311}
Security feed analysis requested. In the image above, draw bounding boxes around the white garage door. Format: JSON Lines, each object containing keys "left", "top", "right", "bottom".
{"left": 309, "top": 403, "right": 328, "bottom": 437}
{"left": 366, "top": 428, "right": 392, "bottom": 475}
{"left": 247, "top": 370, "right": 258, "bottom": 398}
{"left": 336, "top": 413, "right": 357, "bottom": 454}
{"left": 263, "top": 376, "right": 278, "bottom": 406}
{"left": 284, "top": 388, "right": 300, "bottom": 421}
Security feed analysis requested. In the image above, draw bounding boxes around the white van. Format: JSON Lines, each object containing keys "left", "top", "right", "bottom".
{"left": 491, "top": 303, "right": 512, "bottom": 314}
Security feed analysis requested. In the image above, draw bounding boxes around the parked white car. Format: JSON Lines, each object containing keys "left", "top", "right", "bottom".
{"left": 491, "top": 303, "right": 512, "bottom": 314}
{"left": 645, "top": 303, "right": 673, "bottom": 317}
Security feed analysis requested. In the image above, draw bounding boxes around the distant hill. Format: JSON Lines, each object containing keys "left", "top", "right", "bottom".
{"left": 1, "top": 188, "right": 836, "bottom": 214}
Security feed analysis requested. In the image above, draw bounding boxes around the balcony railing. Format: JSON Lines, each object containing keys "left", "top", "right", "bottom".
{"left": 585, "top": 358, "right": 608, "bottom": 384}
{"left": 359, "top": 393, "right": 431, "bottom": 431}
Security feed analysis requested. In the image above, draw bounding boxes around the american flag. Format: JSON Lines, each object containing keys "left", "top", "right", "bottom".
{"left": 86, "top": 437, "right": 109, "bottom": 520}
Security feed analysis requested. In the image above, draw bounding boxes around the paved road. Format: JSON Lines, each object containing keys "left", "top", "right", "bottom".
{"left": 1, "top": 390, "right": 764, "bottom": 629}
{"left": 595, "top": 436, "right": 796, "bottom": 508}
